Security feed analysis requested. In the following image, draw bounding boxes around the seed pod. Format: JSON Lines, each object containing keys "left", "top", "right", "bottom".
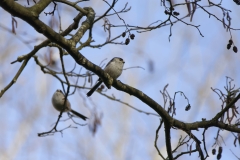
{"left": 130, "top": 34, "right": 135, "bottom": 40}
{"left": 185, "top": 104, "right": 191, "bottom": 111}
{"left": 122, "top": 32, "right": 126, "bottom": 38}
{"left": 217, "top": 153, "right": 221, "bottom": 160}
{"left": 233, "top": 46, "right": 238, "bottom": 53}
{"left": 227, "top": 44, "right": 231, "bottom": 50}
{"left": 164, "top": 10, "right": 170, "bottom": 15}
{"left": 218, "top": 146, "right": 222, "bottom": 154}
{"left": 212, "top": 149, "right": 216, "bottom": 155}
{"left": 173, "top": 12, "right": 180, "bottom": 16}
{"left": 125, "top": 38, "right": 130, "bottom": 45}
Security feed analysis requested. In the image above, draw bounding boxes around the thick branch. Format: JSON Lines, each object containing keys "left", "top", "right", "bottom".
{"left": 71, "top": 7, "right": 95, "bottom": 45}
{"left": 29, "top": 0, "right": 52, "bottom": 15}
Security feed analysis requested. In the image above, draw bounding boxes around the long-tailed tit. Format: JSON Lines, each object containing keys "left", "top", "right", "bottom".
{"left": 52, "top": 90, "right": 88, "bottom": 121}
{"left": 87, "top": 57, "right": 125, "bottom": 97}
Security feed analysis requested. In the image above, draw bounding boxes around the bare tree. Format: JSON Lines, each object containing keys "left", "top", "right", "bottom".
{"left": 0, "top": 0, "right": 240, "bottom": 159}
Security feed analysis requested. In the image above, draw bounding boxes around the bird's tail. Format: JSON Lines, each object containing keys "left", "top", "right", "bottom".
{"left": 71, "top": 109, "right": 88, "bottom": 121}
{"left": 86, "top": 81, "right": 102, "bottom": 97}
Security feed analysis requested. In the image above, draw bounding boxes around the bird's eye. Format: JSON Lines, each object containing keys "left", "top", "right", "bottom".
{"left": 119, "top": 58, "right": 123, "bottom": 61}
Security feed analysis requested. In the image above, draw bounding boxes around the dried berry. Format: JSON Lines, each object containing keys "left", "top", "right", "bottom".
{"left": 122, "top": 32, "right": 126, "bottom": 37}
{"left": 217, "top": 153, "right": 221, "bottom": 160}
{"left": 212, "top": 149, "right": 216, "bottom": 155}
{"left": 130, "top": 34, "right": 135, "bottom": 40}
{"left": 229, "top": 39, "right": 233, "bottom": 45}
{"left": 227, "top": 44, "right": 231, "bottom": 50}
{"left": 125, "top": 38, "right": 130, "bottom": 45}
{"left": 164, "top": 10, "right": 170, "bottom": 15}
{"left": 173, "top": 12, "right": 180, "bottom": 16}
{"left": 185, "top": 104, "right": 191, "bottom": 111}
{"left": 233, "top": 46, "right": 238, "bottom": 53}
{"left": 218, "top": 146, "right": 222, "bottom": 154}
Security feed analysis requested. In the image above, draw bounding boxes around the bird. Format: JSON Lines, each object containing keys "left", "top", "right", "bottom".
{"left": 87, "top": 57, "right": 125, "bottom": 97}
{"left": 52, "top": 89, "right": 88, "bottom": 120}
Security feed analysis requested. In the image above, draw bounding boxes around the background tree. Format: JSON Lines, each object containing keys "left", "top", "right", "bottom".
{"left": 0, "top": 0, "right": 240, "bottom": 159}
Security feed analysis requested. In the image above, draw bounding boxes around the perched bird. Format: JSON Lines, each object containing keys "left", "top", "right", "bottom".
{"left": 87, "top": 57, "right": 125, "bottom": 97}
{"left": 52, "top": 89, "right": 88, "bottom": 120}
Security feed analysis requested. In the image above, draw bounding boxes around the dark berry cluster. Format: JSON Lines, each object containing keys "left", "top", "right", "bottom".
{"left": 173, "top": 11, "right": 180, "bottom": 16}
{"left": 227, "top": 39, "right": 238, "bottom": 53}
{"left": 164, "top": 7, "right": 180, "bottom": 16}
{"left": 212, "top": 146, "right": 223, "bottom": 160}
{"left": 122, "top": 32, "right": 135, "bottom": 45}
